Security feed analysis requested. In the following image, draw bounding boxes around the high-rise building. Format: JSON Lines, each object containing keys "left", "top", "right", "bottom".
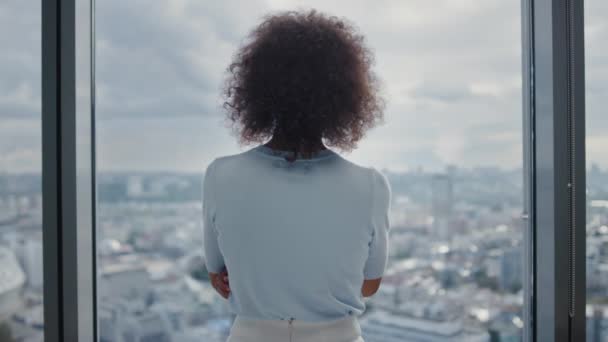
{"left": 0, "top": 247, "right": 26, "bottom": 316}
{"left": 360, "top": 310, "right": 489, "bottom": 342}
{"left": 431, "top": 173, "right": 454, "bottom": 240}
{"left": 16, "top": 239, "right": 44, "bottom": 290}
{"left": 499, "top": 247, "right": 523, "bottom": 292}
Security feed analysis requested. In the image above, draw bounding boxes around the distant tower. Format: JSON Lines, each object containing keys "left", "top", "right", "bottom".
{"left": 431, "top": 173, "right": 453, "bottom": 240}
{"left": 393, "top": 284, "right": 401, "bottom": 307}
{"left": 499, "top": 247, "right": 523, "bottom": 292}
{"left": 127, "top": 176, "right": 144, "bottom": 198}
{"left": 18, "top": 239, "right": 44, "bottom": 290}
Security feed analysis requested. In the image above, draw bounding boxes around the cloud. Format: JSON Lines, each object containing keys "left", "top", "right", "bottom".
{"left": 95, "top": 0, "right": 279, "bottom": 120}
{"left": 96, "top": 116, "right": 238, "bottom": 172}
{"left": 585, "top": 0, "right": 608, "bottom": 166}
{"left": 0, "top": 119, "right": 41, "bottom": 172}
{"left": 0, "top": 0, "right": 41, "bottom": 120}
{"left": 410, "top": 82, "right": 474, "bottom": 103}
{"left": 2, "top": 0, "right": 607, "bottom": 172}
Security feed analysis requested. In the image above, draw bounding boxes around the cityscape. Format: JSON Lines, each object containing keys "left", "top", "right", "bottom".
{"left": 2, "top": 0, "right": 607, "bottom": 341}
{"left": 1, "top": 163, "right": 607, "bottom": 341}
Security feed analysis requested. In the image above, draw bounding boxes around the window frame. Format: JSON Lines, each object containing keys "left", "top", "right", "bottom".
{"left": 42, "top": 0, "right": 96, "bottom": 341}
{"left": 40, "top": 0, "right": 588, "bottom": 341}
{"left": 521, "top": 0, "right": 535, "bottom": 340}
{"left": 524, "top": 0, "right": 587, "bottom": 341}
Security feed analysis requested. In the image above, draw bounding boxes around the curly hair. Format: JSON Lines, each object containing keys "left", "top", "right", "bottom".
{"left": 223, "top": 10, "right": 384, "bottom": 154}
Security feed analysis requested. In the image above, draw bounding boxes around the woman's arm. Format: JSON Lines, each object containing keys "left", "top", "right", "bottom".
{"left": 361, "top": 277, "right": 382, "bottom": 297}
{"left": 204, "top": 161, "right": 230, "bottom": 300}
{"left": 362, "top": 170, "right": 391, "bottom": 298}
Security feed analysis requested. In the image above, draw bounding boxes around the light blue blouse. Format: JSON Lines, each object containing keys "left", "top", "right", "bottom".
{"left": 203, "top": 145, "right": 391, "bottom": 322}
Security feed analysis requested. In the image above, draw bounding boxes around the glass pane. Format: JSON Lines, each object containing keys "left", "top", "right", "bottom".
{"left": 586, "top": 1, "right": 608, "bottom": 341}
{"left": 0, "top": 1, "right": 44, "bottom": 341}
{"left": 97, "top": 1, "right": 524, "bottom": 341}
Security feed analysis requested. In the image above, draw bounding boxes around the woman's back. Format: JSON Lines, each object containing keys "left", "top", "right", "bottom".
{"left": 210, "top": 9, "right": 388, "bottom": 340}
{"left": 203, "top": 145, "right": 391, "bottom": 322}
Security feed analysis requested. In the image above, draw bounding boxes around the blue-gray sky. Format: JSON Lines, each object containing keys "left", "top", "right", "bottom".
{"left": 1, "top": 0, "right": 606, "bottom": 172}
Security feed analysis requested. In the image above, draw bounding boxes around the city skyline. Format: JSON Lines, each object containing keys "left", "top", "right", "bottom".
{"left": 0, "top": 166, "right": 527, "bottom": 341}
{"left": 1, "top": 1, "right": 608, "bottom": 341}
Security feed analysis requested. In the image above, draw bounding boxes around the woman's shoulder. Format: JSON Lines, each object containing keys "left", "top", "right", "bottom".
{"left": 325, "top": 155, "right": 391, "bottom": 199}
{"left": 369, "top": 167, "right": 391, "bottom": 205}
{"left": 368, "top": 167, "right": 390, "bottom": 191}
{"left": 205, "top": 149, "right": 258, "bottom": 173}
{"left": 332, "top": 154, "right": 389, "bottom": 183}
{"left": 336, "top": 157, "right": 391, "bottom": 199}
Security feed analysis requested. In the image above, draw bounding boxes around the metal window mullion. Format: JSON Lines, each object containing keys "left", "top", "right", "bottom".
{"left": 42, "top": 1, "right": 62, "bottom": 340}
{"left": 521, "top": 0, "right": 535, "bottom": 340}
{"left": 59, "top": 1, "right": 80, "bottom": 338}
{"left": 531, "top": 0, "right": 586, "bottom": 341}
{"left": 569, "top": 0, "right": 587, "bottom": 339}
{"left": 42, "top": 0, "right": 96, "bottom": 341}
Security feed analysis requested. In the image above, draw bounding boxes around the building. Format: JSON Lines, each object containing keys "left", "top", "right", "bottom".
{"left": 360, "top": 310, "right": 489, "bottom": 342}
{"left": 0, "top": 247, "right": 26, "bottom": 317}
{"left": 431, "top": 174, "right": 454, "bottom": 240}
{"left": 16, "top": 239, "right": 44, "bottom": 290}
{"left": 99, "top": 258, "right": 150, "bottom": 299}
{"left": 587, "top": 305, "right": 608, "bottom": 342}
{"left": 98, "top": 300, "right": 173, "bottom": 342}
{"left": 499, "top": 247, "right": 523, "bottom": 292}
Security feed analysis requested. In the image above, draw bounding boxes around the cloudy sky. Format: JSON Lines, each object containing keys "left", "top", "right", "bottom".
{"left": 1, "top": 0, "right": 606, "bottom": 173}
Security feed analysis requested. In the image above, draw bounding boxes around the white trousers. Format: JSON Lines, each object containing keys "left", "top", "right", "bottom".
{"left": 226, "top": 315, "right": 365, "bottom": 342}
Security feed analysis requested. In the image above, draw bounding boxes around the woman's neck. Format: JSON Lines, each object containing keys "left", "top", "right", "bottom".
{"left": 264, "top": 136, "right": 327, "bottom": 159}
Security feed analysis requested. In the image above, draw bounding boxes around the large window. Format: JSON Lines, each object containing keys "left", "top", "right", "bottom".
{"left": 96, "top": 1, "right": 524, "bottom": 341}
{"left": 586, "top": 1, "right": 608, "bottom": 341}
{"left": 0, "top": 1, "right": 44, "bottom": 341}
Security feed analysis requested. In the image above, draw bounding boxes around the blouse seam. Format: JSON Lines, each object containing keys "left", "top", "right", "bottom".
{"left": 209, "top": 159, "right": 218, "bottom": 232}
{"left": 362, "top": 167, "right": 377, "bottom": 279}
{"left": 372, "top": 167, "right": 378, "bottom": 232}
{"left": 369, "top": 167, "right": 377, "bottom": 245}
{"left": 251, "top": 146, "right": 337, "bottom": 163}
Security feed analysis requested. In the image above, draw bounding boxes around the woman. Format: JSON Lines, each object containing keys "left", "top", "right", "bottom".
{"left": 204, "top": 10, "right": 391, "bottom": 342}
